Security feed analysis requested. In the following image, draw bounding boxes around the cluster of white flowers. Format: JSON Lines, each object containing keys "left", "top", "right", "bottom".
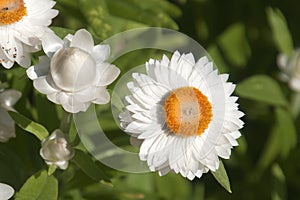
{"left": 0, "top": 0, "right": 120, "bottom": 171}
{"left": 0, "top": 0, "right": 245, "bottom": 180}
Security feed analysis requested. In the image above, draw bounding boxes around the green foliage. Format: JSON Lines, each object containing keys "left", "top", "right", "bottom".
{"left": 1, "top": 0, "right": 300, "bottom": 199}
{"left": 8, "top": 111, "right": 49, "bottom": 141}
{"left": 266, "top": 7, "right": 293, "bottom": 55}
{"left": 211, "top": 161, "right": 232, "bottom": 193}
{"left": 236, "top": 75, "right": 287, "bottom": 106}
{"left": 218, "top": 23, "right": 251, "bottom": 67}
{"left": 15, "top": 170, "right": 58, "bottom": 200}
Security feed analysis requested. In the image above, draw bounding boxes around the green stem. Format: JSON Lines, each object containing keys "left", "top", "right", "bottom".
{"left": 290, "top": 92, "right": 300, "bottom": 119}
{"left": 59, "top": 111, "right": 72, "bottom": 134}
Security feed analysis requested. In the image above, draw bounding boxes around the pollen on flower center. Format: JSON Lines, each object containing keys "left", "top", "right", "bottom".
{"left": 0, "top": 0, "right": 27, "bottom": 25}
{"left": 164, "top": 87, "right": 212, "bottom": 137}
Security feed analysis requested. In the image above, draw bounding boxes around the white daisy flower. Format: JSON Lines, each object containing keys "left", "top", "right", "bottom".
{"left": 0, "top": 89, "right": 21, "bottom": 142}
{"left": 26, "top": 29, "right": 120, "bottom": 113}
{"left": 120, "top": 51, "right": 244, "bottom": 180}
{"left": 0, "top": 183, "right": 14, "bottom": 200}
{"left": 0, "top": 0, "right": 58, "bottom": 68}
{"left": 40, "top": 129, "right": 74, "bottom": 170}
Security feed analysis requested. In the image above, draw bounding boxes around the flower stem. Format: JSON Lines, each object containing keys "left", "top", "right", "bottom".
{"left": 60, "top": 111, "right": 72, "bottom": 134}
{"left": 290, "top": 92, "right": 300, "bottom": 118}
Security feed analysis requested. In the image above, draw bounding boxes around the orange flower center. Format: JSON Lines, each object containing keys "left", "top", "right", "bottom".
{"left": 164, "top": 87, "right": 212, "bottom": 137}
{"left": 0, "top": 0, "right": 27, "bottom": 25}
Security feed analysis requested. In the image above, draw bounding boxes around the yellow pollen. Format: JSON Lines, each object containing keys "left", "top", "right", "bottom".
{"left": 0, "top": 0, "right": 27, "bottom": 25}
{"left": 164, "top": 87, "right": 212, "bottom": 137}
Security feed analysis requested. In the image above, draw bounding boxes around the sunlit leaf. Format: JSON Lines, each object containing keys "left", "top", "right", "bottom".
{"left": 211, "top": 160, "right": 232, "bottom": 193}
{"left": 8, "top": 111, "right": 49, "bottom": 141}
{"left": 266, "top": 7, "right": 293, "bottom": 55}
{"left": 15, "top": 170, "right": 58, "bottom": 200}
{"left": 236, "top": 75, "right": 287, "bottom": 106}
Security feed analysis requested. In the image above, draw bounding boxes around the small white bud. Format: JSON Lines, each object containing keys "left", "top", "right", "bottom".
{"left": 40, "top": 129, "right": 74, "bottom": 170}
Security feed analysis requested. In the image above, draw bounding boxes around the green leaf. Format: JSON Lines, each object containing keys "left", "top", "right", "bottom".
{"left": 72, "top": 149, "right": 111, "bottom": 183}
{"left": 8, "top": 111, "right": 49, "bottom": 141}
{"left": 266, "top": 7, "right": 293, "bottom": 55}
{"left": 155, "top": 173, "right": 191, "bottom": 200}
{"left": 218, "top": 23, "right": 251, "bottom": 67}
{"left": 207, "top": 44, "right": 229, "bottom": 73}
{"left": 258, "top": 107, "right": 296, "bottom": 171}
{"left": 257, "top": 125, "right": 281, "bottom": 171}
{"left": 211, "top": 160, "right": 232, "bottom": 193}
{"left": 236, "top": 75, "right": 287, "bottom": 106}
{"left": 15, "top": 170, "right": 58, "bottom": 200}
{"left": 271, "top": 164, "right": 286, "bottom": 200}
{"left": 275, "top": 107, "right": 297, "bottom": 158}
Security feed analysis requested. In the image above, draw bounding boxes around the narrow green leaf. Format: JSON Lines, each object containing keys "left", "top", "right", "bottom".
{"left": 211, "top": 160, "right": 232, "bottom": 193}
{"left": 15, "top": 170, "right": 58, "bottom": 200}
{"left": 8, "top": 111, "right": 49, "bottom": 141}
{"left": 271, "top": 164, "right": 286, "bottom": 200}
{"left": 236, "top": 75, "right": 287, "bottom": 106}
{"left": 266, "top": 7, "right": 293, "bottom": 55}
{"left": 275, "top": 107, "right": 297, "bottom": 158}
{"left": 72, "top": 149, "right": 111, "bottom": 183}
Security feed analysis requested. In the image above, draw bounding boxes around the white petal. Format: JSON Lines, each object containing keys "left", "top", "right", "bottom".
{"left": 26, "top": 56, "right": 50, "bottom": 80}
{"left": 33, "top": 77, "right": 58, "bottom": 94}
{"left": 92, "top": 44, "right": 110, "bottom": 62}
{"left": 70, "top": 29, "right": 94, "bottom": 54}
{"left": 96, "top": 64, "right": 120, "bottom": 86}
{"left": 92, "top": 87, "right": 110, "bottom": 104}
{"left": 42, "top": 31, "right": 63, "bottom": 57}
{"left": 0, "top": 183, "right": 14, "bottom": 200}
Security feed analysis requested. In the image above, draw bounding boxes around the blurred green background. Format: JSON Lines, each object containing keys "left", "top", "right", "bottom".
{"left": 1, "top": 0, "right": 300, "bottom": 199}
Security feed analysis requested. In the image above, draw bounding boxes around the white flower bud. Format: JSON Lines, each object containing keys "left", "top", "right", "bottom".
{"left": 50, "top": 47, "right": 97, "bottom": 92}
{"left": 40, "top": 129, "right": 74, "bottom": 170}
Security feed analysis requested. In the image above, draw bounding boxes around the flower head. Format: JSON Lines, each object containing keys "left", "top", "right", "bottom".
{"left": 0, "top": 0, "right": 58, "bottom": 68}
{"left": 0, "top": 89, "right": 21, "bottom": 142}
{"left": 26, "top": 29, "right": 120, "bottom": 113}
{"left": 0, "top": 183, "right": 14, "bottom": 200}
{"left": 120, "top": 51, "right": 244, "bottom": 180}
{"left": 40, "top": 129, "right": 74, "bottom": 170}
{"left": 277, "top": 49, "right": 300, "bottom": 92}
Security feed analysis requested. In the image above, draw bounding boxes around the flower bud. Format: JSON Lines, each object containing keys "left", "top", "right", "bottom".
{"left": 40, "top": 129, "right": 74, "bottom": 170}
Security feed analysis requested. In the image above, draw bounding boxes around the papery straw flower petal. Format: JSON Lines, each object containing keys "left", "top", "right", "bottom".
{"left": 26, "top": 29, "right": 120, "bottom": 113}
{"left": 0, "top": 0, "right": 58, "bottom": 68}
{"left": 120, "top": 51, "right": 244, "bottom": 180}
